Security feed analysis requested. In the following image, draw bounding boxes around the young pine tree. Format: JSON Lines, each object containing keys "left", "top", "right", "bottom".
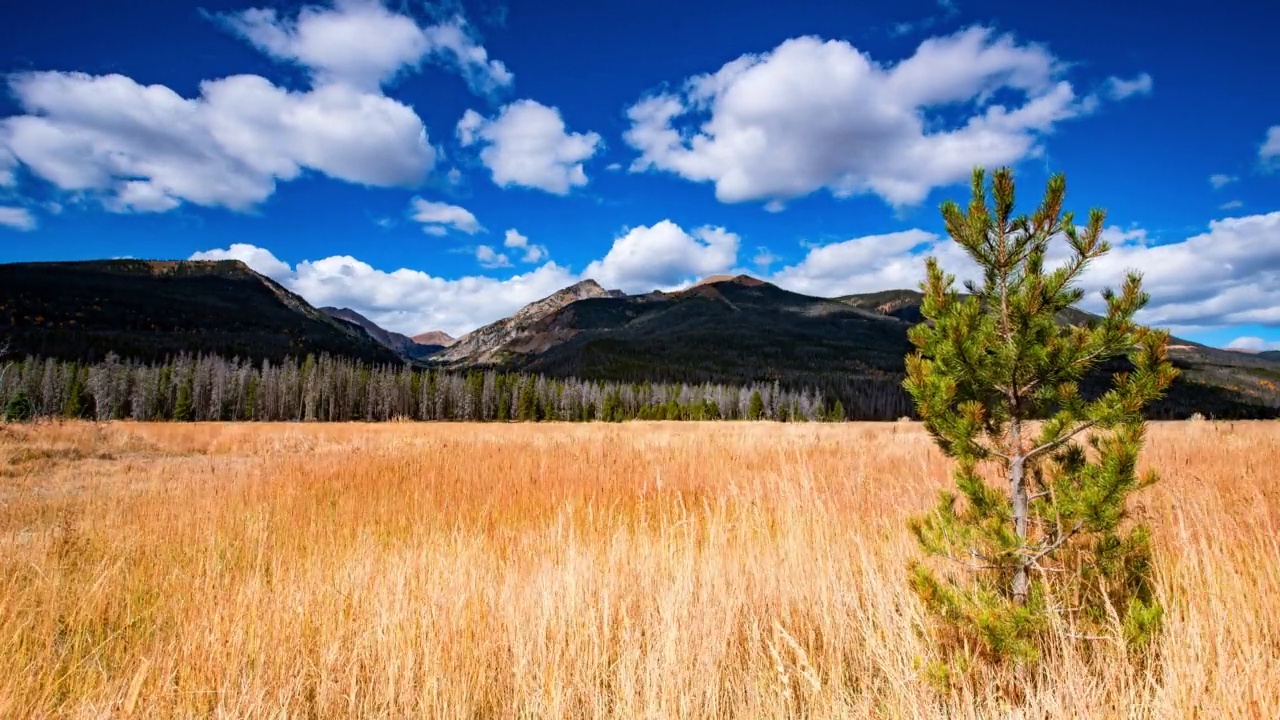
{"left": 903, "top": 168, "right": 1177, "bottom": 664}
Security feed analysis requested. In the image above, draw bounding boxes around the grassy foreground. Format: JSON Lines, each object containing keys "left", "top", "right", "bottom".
{"left": 0, "top": 421, "right": 1276, "bottom": 718}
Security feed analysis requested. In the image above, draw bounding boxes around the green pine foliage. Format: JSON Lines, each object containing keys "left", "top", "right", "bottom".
{"left": 173, "top": 375, "right": 194, "bottom": 422}
{"left": 903, "top": 168, "right": 1178, "bottom": 666}
{"left": 4, "top": 388, "right": 33, "bottom": 422}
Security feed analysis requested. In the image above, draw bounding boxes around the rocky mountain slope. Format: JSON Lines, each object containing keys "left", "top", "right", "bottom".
{"left": 433, "top": 279, "right": 624, "bottom": 364}
{"left": 321, "top": 307, "right": 444, "bottom": 359}
{"left": 0, "top": 260, "right": 400, "bottom": 364}
{"left": 435, "top": 276, "right": 1280, "bottom": 419}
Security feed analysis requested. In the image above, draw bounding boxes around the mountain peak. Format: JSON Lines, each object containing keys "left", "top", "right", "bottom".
{"left": 568, "top": 278, "right": 604, "bottom": 292}
{"left": 433, "top": 278, "right": 620, "bottom": 363}
{"left": 693, "top": 273, "right": 767, "bottom": 288}
{"left": 413, "top": 330, "right": 456, "bottom": 347}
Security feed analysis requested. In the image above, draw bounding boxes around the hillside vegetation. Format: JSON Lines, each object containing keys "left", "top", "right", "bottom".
{"left": 0, "top": 260, "right": 397, "bottom": 364}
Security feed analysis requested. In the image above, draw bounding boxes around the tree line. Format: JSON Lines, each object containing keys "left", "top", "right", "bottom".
{"left": 0, "top": 353, "right": 863, "bottom": 423}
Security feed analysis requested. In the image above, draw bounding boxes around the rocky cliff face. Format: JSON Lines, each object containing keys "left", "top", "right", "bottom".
{"left": 434, "top": 279, "right": 620, "bottom": 363}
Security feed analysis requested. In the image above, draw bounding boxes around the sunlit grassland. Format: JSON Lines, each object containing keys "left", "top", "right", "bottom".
{"left": 0, "top": 420, "right": 1276, "bottom": 717}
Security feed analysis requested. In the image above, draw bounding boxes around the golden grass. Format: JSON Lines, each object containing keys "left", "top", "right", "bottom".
{"left": 0, "top": 420, "right": 1277, "bottom": 718}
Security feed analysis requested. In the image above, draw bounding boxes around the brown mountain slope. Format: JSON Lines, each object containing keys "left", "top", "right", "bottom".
{"left": 412, "top": 331, "right": 456, "bottom": 347}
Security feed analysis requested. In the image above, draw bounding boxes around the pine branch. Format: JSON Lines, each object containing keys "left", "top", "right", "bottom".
{"left": 1025, "top": 419, "right": 1099, "bottom": 461}
{"left": 1025, "top": 520, "right": 1085, "bottom": 565}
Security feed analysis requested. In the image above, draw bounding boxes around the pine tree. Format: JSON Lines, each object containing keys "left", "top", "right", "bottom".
{"left": 903, "top": 168, "right": 1177, "bottom": 664}
{"left": 63, "top": 363, "right": 86, "bottom": 418}
{"left": 747, "top": 390, "right": 764, "bottom": 420}
{"left": 4, "top": 388, "right": 33, "bottom": 422}
{"left": 174, "top": 375, "right": 194, "bottom": 422}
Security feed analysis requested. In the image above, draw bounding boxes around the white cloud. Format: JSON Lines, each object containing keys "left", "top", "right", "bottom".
{"left": 624, "top": 27, "right": 1118, "bottom": 207}
{"left": 1084, "top": 212, "right": 1280, "bottom": 328}
{"left": 190, "top": 242, "right": 294, "bottom": 277}
{"left": 0, "top": 1, "right": 518, "bottom": 213}
{"left": 1220, "top": 200, "right": 1244, "bottom": 210}
{"left": 768, "top": 229, "right": 972, "bottom": 297}
{"left": 1103, "top": 72, "right": 1153, "bottom": 100}
{"left": 191, "top": 244, "right": 579, "bottom": 337}
{"left": 474, "top": 245, "right": 511, "bottom": 268}
{"left": 0, "top": 206, "right": 36, "bottom": 231}
{"left": 410, "top": 198, "right": 482, "bottom": 234}
{"left": 0, "top": 147, "right": 15, "bottom": 186}
{"left": 220, "top": 2, "right": 511, "bottom": 93}
{"left": 190, "top": 210, "right": 1280, "bottom": 340}
{"left": 221, "top": 2, "right": 430, "bottom": 90}
{"left": 1227, "top": 337, "right": 1280, "bottom": 352}
{"left": 419, "top": 18, "right": 514, "bottom": 95}
{"left": 760, "top": 212, "right": 1280, "bottom": 334}
{"left": 1262, "top": 126, "right": 1280, "bottom": 169}
{"left": 503, "top": 228, "right": 548, "bottom": 263}
{"left": 0, "top": 72, "right": 433, "bottom": 213}
{"left": 582, "top": 221, "right": 739, "bottom": 292}
{"left": 458, "top": 100, "right": 602, "bottom": 194}
{"left": 752, "top": 247, "right": 780, "bottom": 269}
{"left": 1209, "top": 173, "right": 1237, "bottom": 189}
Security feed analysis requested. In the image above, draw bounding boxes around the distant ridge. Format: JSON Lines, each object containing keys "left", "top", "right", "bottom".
{"left": 412, "top": 330, "right": 456, "bottom": 347}
{"left": 431, "top": 276, "right": 1280, "bottom": 419}
{"left": 433, "top": 279, "right": 621, "bottom": 363}
{"left": 0, "top": 259, "right": 399, "bottom": 364}
{"left": 320, "top": 307, "right": 444, "bottom": 360}
{"left": 4, "top": 259, "right": 1277, "bottom": 419}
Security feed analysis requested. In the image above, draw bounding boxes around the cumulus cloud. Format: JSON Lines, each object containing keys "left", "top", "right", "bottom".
{"left": 1085, "top": 212, "right": 1280, "bottom": 328}
{"left": 1262, "top": 126, "right": 1280, "bottom": 169}
{"left": 190, "top": 242, "right": 294, "bottom": 277}
{"left": 764, "top": 213, "right": 1280, "bottom": 333}
{"left": 1209, "top": 173, "right": 1237, "bottom": 189}
{"left": 191, "top": 243, "right": 579, "bottom": 337}
{"left": 191, "top": 210, "right": 1280, "bottom": 340}
{"left": 457, "top": 100, "right": 602, "bottom": 194}
{"left": 188, "top": 220, "right": 737, "bottom": 334}
{"left": 0, "top": 206, "right": 36, "bottom": 231}
{"left": 1227, "top": 337, "right": 1280, "bottom": 352}
{"left": 582, "top": 221, "right": 740, "bottom": 292}
{"left": 769, "top": 230, "right": 975, "bottom": 297}
{"left": 752, "top": 247, "right": 780, "bottom": 270}
{"left": 503, "top": 228, "right": 548, "bottom": 263}
{"left": 1102, "top": 72, "right": 1153, "bottom": 100}
{"left": 410, "top": 198, "right": 482, "bottom": 234}
{"left": 0, "top": 1, "right": 515, "bottom": 213}
{"left": 0, "top": 71, "right": 434, "bottom": 212}
{"left": 220, "top": 1, "right": 512, "bottom": 93}
{"left": 474, "top": 245, "right": 511, "bottom": 268}
{"left": 624, "top": 27, "right": 1141, "bottom": 207}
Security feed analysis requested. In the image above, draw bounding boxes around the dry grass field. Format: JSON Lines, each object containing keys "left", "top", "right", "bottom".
{"left": 0, "top": 420, "right": 1277, "bottom": 718}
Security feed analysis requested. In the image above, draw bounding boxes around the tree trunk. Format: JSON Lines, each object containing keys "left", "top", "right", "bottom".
{"left": 1010, "top": 419, "right": 1030, "bottom": 605}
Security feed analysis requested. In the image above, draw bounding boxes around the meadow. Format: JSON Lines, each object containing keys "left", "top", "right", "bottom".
{"left": 0, "top": 420, "right": 1276, "bottom": 718}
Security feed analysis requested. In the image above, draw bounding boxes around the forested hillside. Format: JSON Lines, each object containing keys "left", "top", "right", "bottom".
{"left": 0, "top": 260, "right": 398, "bottom": 364}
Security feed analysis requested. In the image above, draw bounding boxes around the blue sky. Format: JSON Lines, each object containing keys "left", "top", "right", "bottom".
{"left": 1, "top": 0, "right": 1277, "bottom": 344}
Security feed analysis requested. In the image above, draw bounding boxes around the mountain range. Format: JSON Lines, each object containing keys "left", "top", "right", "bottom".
{"left": 319, "top": 306, "right": 446, "bottom": 360}
{"left": 3, "top": 259, "right": 1278, "bottom": 418}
